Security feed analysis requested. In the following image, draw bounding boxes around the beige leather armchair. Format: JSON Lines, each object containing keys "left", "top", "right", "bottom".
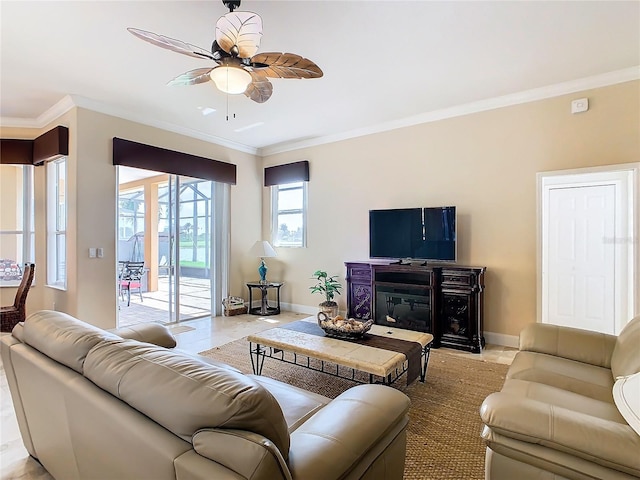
{"left": 2, "top": 310, "right": 411, "bottom": 480}
{"left": 480, "top": 316, "right": 640, "bottom": 479}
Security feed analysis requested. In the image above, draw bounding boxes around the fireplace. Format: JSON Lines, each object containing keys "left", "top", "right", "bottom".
{"left": 374, "top": 285, "right": 432, "bottom": 332}
{"left": 347, "top": 262, "right": 486, "bottom": 352}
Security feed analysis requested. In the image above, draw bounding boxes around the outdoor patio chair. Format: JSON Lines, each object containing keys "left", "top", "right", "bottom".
{"left": 1, "top": 263, "right": 35, "bottom": 332}
{"left": 119, "top": 261, "right": 145, "bottom": 307}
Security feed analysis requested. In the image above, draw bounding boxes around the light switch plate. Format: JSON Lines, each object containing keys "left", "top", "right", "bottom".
{"left": 89, "top": 248, "right": 97, "bottom": 258}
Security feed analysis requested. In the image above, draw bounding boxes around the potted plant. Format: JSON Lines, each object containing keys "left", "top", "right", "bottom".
{"left": 310, "top": 270, "right": 342, "bottom": 318}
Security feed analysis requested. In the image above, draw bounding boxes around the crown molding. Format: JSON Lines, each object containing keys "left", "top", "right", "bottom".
{"left": 259, "top": 66, "right": 640, "bottom": 157}
{"left": 1, "top": 95, "right": 76, "bottom": 130}
{"left": 68, "top": 95, "right": 259, "bottom": 155}
{"left": 2, "top": 66, "right": 638, "bottom": 158}
{"left": 1, "top": 94, "right": 258, "bottom": 156}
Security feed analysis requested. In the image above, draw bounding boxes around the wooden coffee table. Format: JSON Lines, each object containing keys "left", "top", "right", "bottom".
{"left": 247, "top": 318, "right": 433, "bottom": 385}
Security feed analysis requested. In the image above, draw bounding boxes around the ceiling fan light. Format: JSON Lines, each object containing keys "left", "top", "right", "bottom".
{"left": 209, "top": 66, "right": 252, "bottom": 94}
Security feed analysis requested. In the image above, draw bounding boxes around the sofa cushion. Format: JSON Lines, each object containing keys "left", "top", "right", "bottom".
{"left": 518, "top": 322, "right": 616, "bottom": 368}
{"left": 507, "top": 351, "right": 614, "bottom": 403}
{"left": 480, "top": 391, "right": 640, "bottom": 476}
{"left": 111, "top": 323, "right": 177, "bottom": 348}
{"left": 250, "top": 374, "right": 330, "bottom": 432}
{"left": 83, "top": 339, "right": 291, "bottom": 459}
{"left": 22, "top": 310, "right": 119, "bottom": 373}
{"left": 611, "top": 315, "right": 640, "bottom": 378}
{"left": 500, "top": 379, "right": 625, "bottom": 423}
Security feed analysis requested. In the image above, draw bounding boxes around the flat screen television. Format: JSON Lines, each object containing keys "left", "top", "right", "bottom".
{"left": 369, "top": 206, "right": 456, "bottom": 262}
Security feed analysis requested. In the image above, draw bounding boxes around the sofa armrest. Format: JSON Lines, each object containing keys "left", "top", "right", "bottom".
{"left": 480, "top": 392, "right": 640, "bottom": 473}
{"left": 111, "top": 323, "right": 176, "bottom": 348}
{"left": 519, "top": 323, "right": 616, "bottom": 368}
{"left": 193, "top": 429, "right": 291, "bottom": 480}
{"left": 287, "top": 384, "right": 410, "bottom": 480}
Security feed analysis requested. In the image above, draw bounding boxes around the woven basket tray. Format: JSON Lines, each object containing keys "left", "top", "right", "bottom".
{"left": 317, "top": 311, "right": 373, "bottom": 339}
{"left": 224, "top": 305, "right": 248, "bottom": 316}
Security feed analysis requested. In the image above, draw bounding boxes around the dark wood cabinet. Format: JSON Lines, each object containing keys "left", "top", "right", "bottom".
{"left": 345, "top": 261, "right": 486, "bottom": 353}
{"left": 345, "top": 263, "right": 374, "bottom": 320}
{"left": 439, "top": 267, "right": 485, "bottom": 353}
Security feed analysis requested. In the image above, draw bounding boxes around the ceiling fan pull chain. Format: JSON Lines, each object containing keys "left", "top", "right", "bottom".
{"left": 225, "top": 92, "right": 237, "bottom": 121}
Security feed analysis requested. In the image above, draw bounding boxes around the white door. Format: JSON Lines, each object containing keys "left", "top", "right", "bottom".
{"left": 546, "top": 184, "right": 615, "bottom": 333}
{"left": 539, "top": 166, "right": 638, "bottom": 335}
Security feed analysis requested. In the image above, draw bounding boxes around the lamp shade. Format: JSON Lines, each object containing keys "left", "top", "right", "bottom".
{"left": 209, "top": 66, "right": 252, "bottom": 94}
{"left": 249, "top": 241, "right": 277, "bottom": 258}
{"left": 613, "top": 372, "right": 640, "bottom": 435}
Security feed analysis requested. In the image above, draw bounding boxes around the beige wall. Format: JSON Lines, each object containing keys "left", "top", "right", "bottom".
{"left": 2, "top": 110, "right": 262, "bottom": 328}
{"left": 262, "top": 80, "right": 640, "bottom": 339}
{"left": 2, "top": 80, "right": 638, "bottom": 339}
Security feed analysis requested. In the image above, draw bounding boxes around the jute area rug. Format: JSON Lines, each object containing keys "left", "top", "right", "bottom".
{"left": 199, "top": 339, "right": 508, "bottom": 480}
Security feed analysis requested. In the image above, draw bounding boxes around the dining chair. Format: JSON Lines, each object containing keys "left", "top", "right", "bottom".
{"left": 1, "top": 263, "right": 36, "bottom": 332}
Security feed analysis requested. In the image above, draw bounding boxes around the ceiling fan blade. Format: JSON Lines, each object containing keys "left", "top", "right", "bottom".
{"left": 250, "top": 52, "right": 323, "bottom": 79}
{"left": 128, "top": 27, "right": 216, "bottom": 61}
{"left": 244, "top": 73, "right": 273, "bottom": 103}
{"left": 215, "top": 11, "right": 263, "bottom": 59}
{"left": 167, "top": 68, "right": 214, "bottom": 86}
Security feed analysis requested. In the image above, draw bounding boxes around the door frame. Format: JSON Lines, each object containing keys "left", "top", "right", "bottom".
{"left": 536, "top": 163, "right": 639, "bottom": 332}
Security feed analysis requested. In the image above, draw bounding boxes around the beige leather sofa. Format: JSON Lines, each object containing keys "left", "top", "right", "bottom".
{"left": 1, "top": 310, "right": 411, "bottom": 480}
{"left": 480, "top": 315, "right": 640, "bottom": 479}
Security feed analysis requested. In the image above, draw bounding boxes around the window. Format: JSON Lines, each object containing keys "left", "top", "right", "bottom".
{"left": 47, "top": 158, "right": 67, "bottom": 288}
{"left": 271, "top": 181, "right": 307, "bottom": 247}
{"left": 0, "top": 165, "right": 34, "bottom": 287}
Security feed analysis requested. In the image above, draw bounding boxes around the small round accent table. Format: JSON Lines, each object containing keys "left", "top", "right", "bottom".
{"left": 246, "top": 281, "right": 283, "bottom": 316}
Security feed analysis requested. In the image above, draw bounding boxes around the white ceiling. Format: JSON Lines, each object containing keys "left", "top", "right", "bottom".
{"left": 1, "top": 1, "right": 639, "bottom": 156}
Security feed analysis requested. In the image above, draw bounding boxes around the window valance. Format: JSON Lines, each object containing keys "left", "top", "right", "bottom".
{"left": 264, "top": 160, "right": 309, "bottom": 186}
{"left": 113, "top": 137, "right": 237, "bottom": 185}
{"left": 1, "top": 126, "right": 68, "bottom": 165}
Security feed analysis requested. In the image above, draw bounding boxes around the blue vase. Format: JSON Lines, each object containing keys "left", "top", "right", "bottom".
{"left": 258, "top": 259, "right": 267, "bottom": 283}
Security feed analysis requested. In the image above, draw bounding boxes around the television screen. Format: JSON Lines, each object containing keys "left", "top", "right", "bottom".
{"left": 369, "top": 206, "right": 456, "bottom": 261}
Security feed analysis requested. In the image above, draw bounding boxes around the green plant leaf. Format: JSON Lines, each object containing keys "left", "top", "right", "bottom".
{"left": 310, "top": 269, "right": 342, "bottom": 302}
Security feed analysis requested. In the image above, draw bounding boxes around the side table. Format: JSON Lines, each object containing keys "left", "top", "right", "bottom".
{"left": 246, "top": 281, "right": 283, "bottom": 316}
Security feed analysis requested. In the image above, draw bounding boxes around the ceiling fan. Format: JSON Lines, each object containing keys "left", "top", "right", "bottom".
{"left": 128, "top": 0, "right": 323, "bottom": 104}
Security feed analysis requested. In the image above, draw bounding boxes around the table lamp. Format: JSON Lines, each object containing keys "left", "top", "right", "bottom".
{"left": 249, "top": 240, "right": 277, "bottom": 283}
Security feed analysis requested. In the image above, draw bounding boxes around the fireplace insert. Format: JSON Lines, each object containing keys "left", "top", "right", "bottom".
{"left": 374, "top": 284, "right": 432, "bottom": 333}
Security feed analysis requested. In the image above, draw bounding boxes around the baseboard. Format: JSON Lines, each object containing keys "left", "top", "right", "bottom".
{"left": 279, "top": 303, "right": 321, "bottom": 316}
{"left": 484, "top": 331, "right": 519, "bottom": 348}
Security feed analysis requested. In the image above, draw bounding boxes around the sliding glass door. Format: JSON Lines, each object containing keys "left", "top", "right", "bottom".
{"left": 118, "top": 167, "right": 227, "bottom": 326}
{"left": 163, "top": 175, "right": 214, "bottom": 322}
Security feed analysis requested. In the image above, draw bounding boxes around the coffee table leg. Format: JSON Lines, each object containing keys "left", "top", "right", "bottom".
{"left": 420, "top": 342, "right": 432, "bottom": 382}
{"left": 250, "top": 342, "right": 266, "bottom": 375}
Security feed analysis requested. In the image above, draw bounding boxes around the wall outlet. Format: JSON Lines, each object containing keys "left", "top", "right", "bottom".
{"left": 97, "top": 247, "right": 104, "bottom": 258}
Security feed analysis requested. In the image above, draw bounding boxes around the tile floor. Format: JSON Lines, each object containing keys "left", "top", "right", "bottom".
{"left": 118, "top": 276, "right": 213, "bottom": 326}
{"left": 0, "top": 311, "right": 516, "bottom": 479}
